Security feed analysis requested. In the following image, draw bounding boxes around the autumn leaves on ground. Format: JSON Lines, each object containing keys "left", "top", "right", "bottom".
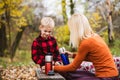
{"left": 0, "top": 50, "right": 39, "bottom": 80}
{"left": 0, "top": 64, "right": 38, "bottom": 80}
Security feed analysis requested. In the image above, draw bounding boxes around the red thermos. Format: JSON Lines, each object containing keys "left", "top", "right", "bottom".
{"left": 45, "top": 53, "right": 53, "bottom": 75}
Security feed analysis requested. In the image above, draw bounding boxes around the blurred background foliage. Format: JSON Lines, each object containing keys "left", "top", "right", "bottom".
{"left": 0, "top": 0, "right": 120, "bottom": 68}
{"left": 54, "top": 25, "right": 70, "bottom": 50}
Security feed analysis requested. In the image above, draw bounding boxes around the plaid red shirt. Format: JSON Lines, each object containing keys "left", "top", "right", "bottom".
{"left": 31, "top": 35, "right": 61, "bottom": 66}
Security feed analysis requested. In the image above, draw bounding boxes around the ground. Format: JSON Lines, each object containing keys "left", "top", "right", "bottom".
{"left": 0, "top": 64, "right": 39, "bottom": 80}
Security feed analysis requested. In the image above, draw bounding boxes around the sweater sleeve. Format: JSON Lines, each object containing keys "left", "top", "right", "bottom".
{"left": 54, "top": 40, "right": 90, "bottom": 72}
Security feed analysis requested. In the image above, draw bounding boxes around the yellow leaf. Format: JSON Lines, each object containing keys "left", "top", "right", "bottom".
{"left": 0, "top": 9, "right": 5, "bottom": 15}
{"left": 0, "top": 2, "right": 4, "bottom": 8}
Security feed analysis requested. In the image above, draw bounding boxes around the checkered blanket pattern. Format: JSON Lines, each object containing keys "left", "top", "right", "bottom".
{"left": 77, "top": 57, "right": 120, "bottom": 74}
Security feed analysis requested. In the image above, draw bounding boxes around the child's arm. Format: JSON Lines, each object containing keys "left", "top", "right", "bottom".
{"left": 53, "top": 40, "right": 62, "bottom": 62}
{"left": 31, "top": 40, "right": 44, "bottom": 66}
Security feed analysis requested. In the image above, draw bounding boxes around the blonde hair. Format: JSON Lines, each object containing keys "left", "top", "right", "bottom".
{"left": 68, "top": 13, "right": 94, "bottom": 48}
{"left": 40, "top": 17, "right": 55, "bottom": 28}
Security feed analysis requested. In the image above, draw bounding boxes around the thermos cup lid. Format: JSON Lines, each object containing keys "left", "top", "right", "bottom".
{"left": 45, "top": 53, "right": 53, "bottom": 62}
{"left": 59, "top": 47, "right": 66, "bottom": 53}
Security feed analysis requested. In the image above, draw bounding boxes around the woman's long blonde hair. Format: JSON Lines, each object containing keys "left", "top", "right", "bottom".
{"left": 68, "top": 13, "right": 94, "bottom": 48}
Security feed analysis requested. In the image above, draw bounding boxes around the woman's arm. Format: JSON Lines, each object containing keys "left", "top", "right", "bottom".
{"left": 65, "top": 51, "right": 76, "bottom": 58}
{"left": 54, "top": 40, "right": 90, "bottom": 72}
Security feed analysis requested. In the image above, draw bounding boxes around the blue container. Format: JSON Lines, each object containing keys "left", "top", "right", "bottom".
{"left": 60, "top": 53, "right": 69, "bottom": 65}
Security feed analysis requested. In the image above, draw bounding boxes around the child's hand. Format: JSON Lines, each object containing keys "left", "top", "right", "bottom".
{"left": 55, "top": 61, "right": 62, "bottom": 66}
{"left": 41, "top": 66, "right": 45, "bottom": 73}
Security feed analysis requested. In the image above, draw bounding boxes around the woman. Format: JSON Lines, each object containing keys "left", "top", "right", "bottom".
{"left": 54, "top": 14, "right": 119, "bottom": 80}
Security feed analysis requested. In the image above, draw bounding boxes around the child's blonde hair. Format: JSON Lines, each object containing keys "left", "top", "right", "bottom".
{"left": 68, "top": 13, "right": 94, "bottom": 48}
{"left": 41, "top": 17, "right": 55, "bottom": 28}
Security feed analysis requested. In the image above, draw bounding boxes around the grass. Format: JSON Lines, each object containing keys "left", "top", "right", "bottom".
{"left": 0, "top": 50, "right": 35, "bottom": 68}
{"left": 110, "top": 39, "right": 120, "bottom": 56}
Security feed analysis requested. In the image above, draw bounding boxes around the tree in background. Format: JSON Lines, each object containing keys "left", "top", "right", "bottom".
{"left": 105, "top": 0, "right": 114, "bottom": 43}
{"left": 89, "top": 0, "right": 114, "bottom": 44}
{"left": 0, "top": 0, "right": 27, "bottom": 61}
{"left": 0, "top": 15, "right": 7, "bottom": 57}
{"left": 61, "top": 0, "right": 67, "bottom": 24}
{"left": 69, "top": 0, "right": 74, "bottom": 15}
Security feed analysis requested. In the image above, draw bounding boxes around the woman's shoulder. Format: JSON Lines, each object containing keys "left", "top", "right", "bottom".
{"left": 82, "top": 34, "right": 101, "bottom": 44}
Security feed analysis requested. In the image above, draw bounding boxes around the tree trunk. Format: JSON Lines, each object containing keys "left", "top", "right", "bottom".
{"left": 108, "top": 15, "right": 114, "bottom": 43}
{"left": 106, "top": 0, "right": 114, "bottom": 43}
{"left": 0, "top": 24, "right": 7, "bottom": 57}
{"left": 97, "top": 0, "right": 114, "bottom": 43}
{"left": 5, "top": 3, "right": 11, "bottom": 50}
{"left": 70, "top": 0, "right": 74, "bottom": 15}
{"left": 0, "top": 15, "right": 7, "bottom": 57}
{"left": 62, "top": 0, "right": 67, "bottom": 24}
{"left": 10, "top": 27, "right": 25, "bottom": 61}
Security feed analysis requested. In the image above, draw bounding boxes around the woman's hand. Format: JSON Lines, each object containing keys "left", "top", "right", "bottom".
{"left": 65, "top": 51, "right": 74, "bottom": 58}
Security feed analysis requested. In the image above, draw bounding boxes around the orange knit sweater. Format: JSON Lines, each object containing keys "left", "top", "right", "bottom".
{"left": 54, "top": 35, "right": 118, "bottom": 77}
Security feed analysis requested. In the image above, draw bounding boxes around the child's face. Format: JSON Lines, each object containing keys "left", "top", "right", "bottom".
{"left": 40, "top": 26, "right": 53, "bottom": 39}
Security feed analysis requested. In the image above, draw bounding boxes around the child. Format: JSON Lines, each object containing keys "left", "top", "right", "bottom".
{"left": 31, "top": 17, "right": 61, "bottom": 69}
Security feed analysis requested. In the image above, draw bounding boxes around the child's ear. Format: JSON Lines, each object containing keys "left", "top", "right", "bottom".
{"left": 39, "top": 25, "right": 42, "bottom": 30}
